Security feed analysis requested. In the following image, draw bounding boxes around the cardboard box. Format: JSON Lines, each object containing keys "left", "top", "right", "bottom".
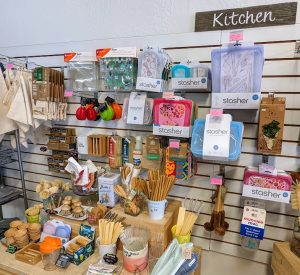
{"left": 272, "top": 242, "right": 300, "bottom": 275}
{"left": 98, "top": 173, "right": 120, "bottom": 207}
{"left": 258, "top": 97, "right": 286, "bottom": 154}
{"left": 63, "top": 224, "right": 95, "bottom": 265}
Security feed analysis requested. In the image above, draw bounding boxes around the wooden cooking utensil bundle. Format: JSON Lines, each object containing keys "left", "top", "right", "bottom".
{"left": 147, "top": 169, "right": 176, "bottom": 201}
{"left": 175, "top": 207, "right": 198, "bottom": 236}
{"left": 204, "top": 185, "right": 229, "bottom": 236}
{"left": 98, "top": 219, "right": 124, "bottom": 245}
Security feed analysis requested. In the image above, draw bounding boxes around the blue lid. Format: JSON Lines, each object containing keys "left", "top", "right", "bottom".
{"left": 191, "top": 119, "right": 244, "bottom": 161}
{"left": 171, "top": 64, "right": 191, "bottom": 78}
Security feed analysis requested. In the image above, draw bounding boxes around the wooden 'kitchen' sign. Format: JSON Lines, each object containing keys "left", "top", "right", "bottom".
{"left": 195, "top": 2, "right": 297, "bottom": 32}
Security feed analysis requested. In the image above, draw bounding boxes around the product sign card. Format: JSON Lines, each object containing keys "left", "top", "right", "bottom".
{"left": 203, "top": 114, "right": 231, "bottom": 160}
{"left": 127, "top": 92, "right": 146, "bottom": 124}
{"left": 240, "top": 206, "right": 266, "bottom": 240}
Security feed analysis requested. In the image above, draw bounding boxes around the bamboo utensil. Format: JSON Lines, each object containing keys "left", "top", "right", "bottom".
{"left": 174, "top": 206, "right": 199, "bottom": 236}
{"left": 204, "top": 185, "right": 229, "bottom": 236}
{"left": 98, "top": 219, "right": 124, "bottom": 245}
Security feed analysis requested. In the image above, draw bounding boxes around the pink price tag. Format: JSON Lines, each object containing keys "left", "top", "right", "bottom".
{"left": 64, "top": 90, "right": 73, "bottom": 97}
{"left": 163, "top": 91, "right": 174, "bottom": 99}
{"left": 210, "top": 176, "right": 222, "bottom": 185}
{"left": 229, "top": 31, "right": 244, "bottom": 42}
{"left": 6, "top": 63, "right": 13, "bottom": 70}
{"left": 169, "top": 139, "right": 180, "bottom": 149}
{"left": 210, "top": 109, "right": 223, "bottom": 117}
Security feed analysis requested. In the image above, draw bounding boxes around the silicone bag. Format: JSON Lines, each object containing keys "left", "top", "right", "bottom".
{"left": 99, "top": 57, "right": 138, "bottom": 91}
{"left": 191, "top": 119, "right": 244, "bottom": 161}
{"left": 153, "top": 98, "right": 193, "bottom": 127}
{"left": 68, "top": 61, "right": 100, "bottom": 91}
{"left": 122, "top": 97, "right": 154, "bottom": 125}
{"left": 243, "top": 167, "right": 292, "bottom": 191}
{"left": 211, "top": 45, "right": 264, "bottom": 93}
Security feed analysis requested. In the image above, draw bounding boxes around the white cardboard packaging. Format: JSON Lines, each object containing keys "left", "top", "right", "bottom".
{"left": 212, "top": 92, "right": 261, "bottom": 109}
{"left": 98, "top": 173, "right": 121, "bottom": 207}
{"left": 171, "top": 77, "right": 210, "bottom": 91}
{"left": 203, "top": 114, "right": 232, "bottom": 160}
{"left": 136, "top": 77, "right": 166, "bottom": 92}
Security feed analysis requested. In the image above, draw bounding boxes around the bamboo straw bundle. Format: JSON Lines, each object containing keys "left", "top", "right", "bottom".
{"left": 175, "top": 207, "right": 198, "bottom": 236}
{"left": 147, "top": 169, "right": 176, "bottom": 201}
{"left": 98, "top": 219, "right": 124, "bottom": 245}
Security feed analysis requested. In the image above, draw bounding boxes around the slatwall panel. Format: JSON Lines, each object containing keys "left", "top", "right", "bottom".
{"left": 1, "top": 35, "right": 300, "bottom": 265}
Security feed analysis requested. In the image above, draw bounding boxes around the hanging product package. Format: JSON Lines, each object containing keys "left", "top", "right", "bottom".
{"left": 171, "top": 61, "right": 211, "bottom": 91}
{"left": 96, "top": 47, "right": 138, "bottom": 91}
{"left": 32, "top": 67, "right": 67, "bottom": 121}
{"left": 122, "top": 92, "right": 153, "bottom": 125}
{"left": 211, "top": 44, "right": 264, "bottom": 109}
{"left": 240, "top": 202, "right": 266, "bottom": 250}
{"left": 64, "top": 52, "right": 100, "bottom": 92}
{"left": 136, "top": 47, "right": 172, "bottom": 92}
{"left": 257, "top": 96, "right": 286, "bottom": 154}
{"left": 153, "top": 97, "right": 195, "bottom": 138}
{"left": 191, "top": 113, "right": 244, "bottom": 161}
{"left": 242, "top": 165, "right": 292, "bottom": 203}
{"left": 240, "top": 199, "right": 266, "bottom": 251}
{"left": 165, "top": 142, "right": 195, "bottom": 180}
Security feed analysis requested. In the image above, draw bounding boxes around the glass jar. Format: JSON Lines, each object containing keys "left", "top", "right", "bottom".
{"left": 291, "top": 218, "right": 300, "bottom": 257}
{"left": 40, "top": 236, "right": 62, "bottom": 271}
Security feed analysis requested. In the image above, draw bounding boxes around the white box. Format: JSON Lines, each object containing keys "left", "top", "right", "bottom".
{"left": 98, "top": 173, "right": 121, "bottom": 207}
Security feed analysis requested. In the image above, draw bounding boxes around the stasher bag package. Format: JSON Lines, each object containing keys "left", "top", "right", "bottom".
{"left": 211, "top": 44, "right": 264, "bottom": 109}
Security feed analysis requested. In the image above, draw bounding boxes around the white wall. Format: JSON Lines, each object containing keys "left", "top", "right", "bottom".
{"left": 1, "top": 0, "right": 300, "bottom": 271}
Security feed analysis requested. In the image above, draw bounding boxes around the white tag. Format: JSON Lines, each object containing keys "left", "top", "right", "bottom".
{"left": 77, "top": 137, "right": 88, "bottom": 155}
{"left": 240, "top": 206, "right": 266, "bottom": 240}
{"left": 181, "top": 243, "right": 193, "bottom": 259}
{"left": 259, "top": 163, "right": 277, "bottom": 176}
{"left": 127, "top": 92, "right": 146, "bottom": 124}
{"left": 203, "top": 114, "right": 231, "bottom": 160}
{"left": 212, "top": 92, "right": 261, "bottom": 109}
{"left": 136, "top": 77, "right": 163, "bottom": 92}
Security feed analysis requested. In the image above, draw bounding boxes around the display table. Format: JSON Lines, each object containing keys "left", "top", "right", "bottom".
{"left": 50, "top": 199, "right": 181, "bottom": 250}
{"left": 0, "top": 242, "right": 201, "bottom": 275}
{"left": 272, "top": 242, "right": 300, "bottom": 275}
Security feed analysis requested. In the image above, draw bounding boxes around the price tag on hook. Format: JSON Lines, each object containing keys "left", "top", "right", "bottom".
{"left": 229, "top": 30, "right": 244, "bottom": 42}
{"left": 210, "top": 176, "right": 223, "bottom": 185}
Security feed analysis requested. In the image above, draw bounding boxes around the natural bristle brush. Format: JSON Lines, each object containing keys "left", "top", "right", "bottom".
{"left": 291, "top": 179, "right": 300, "bottom": 211}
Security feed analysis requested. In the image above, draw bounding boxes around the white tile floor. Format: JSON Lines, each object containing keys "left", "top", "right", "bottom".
{"left": 201, "top": 250, "right": 273, "bottom": 275}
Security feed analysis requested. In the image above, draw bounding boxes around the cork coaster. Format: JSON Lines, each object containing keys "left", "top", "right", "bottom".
{"left": 18, "top": 223, "right": 29, "bottom": 230}
{"left": 10, "top": 220, "right": 23, "bottom": 228}
{"left": 14, "top": 229, "right": 28, "bottom": 240}
{"left": 4, "top": 228, "right": 18, "bottom": 238}
{"left": 28, "top": 223, "right": 41, "bottom": 232}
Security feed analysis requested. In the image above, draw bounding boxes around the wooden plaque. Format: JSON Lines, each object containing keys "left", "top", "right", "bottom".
{"left": 195, "top": 2, "right": 297, "bottom": 32}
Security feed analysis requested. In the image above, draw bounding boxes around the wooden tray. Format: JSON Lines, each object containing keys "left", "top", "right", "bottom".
{"left": 15, "top": 243, "right": 42, "bottom": 265}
